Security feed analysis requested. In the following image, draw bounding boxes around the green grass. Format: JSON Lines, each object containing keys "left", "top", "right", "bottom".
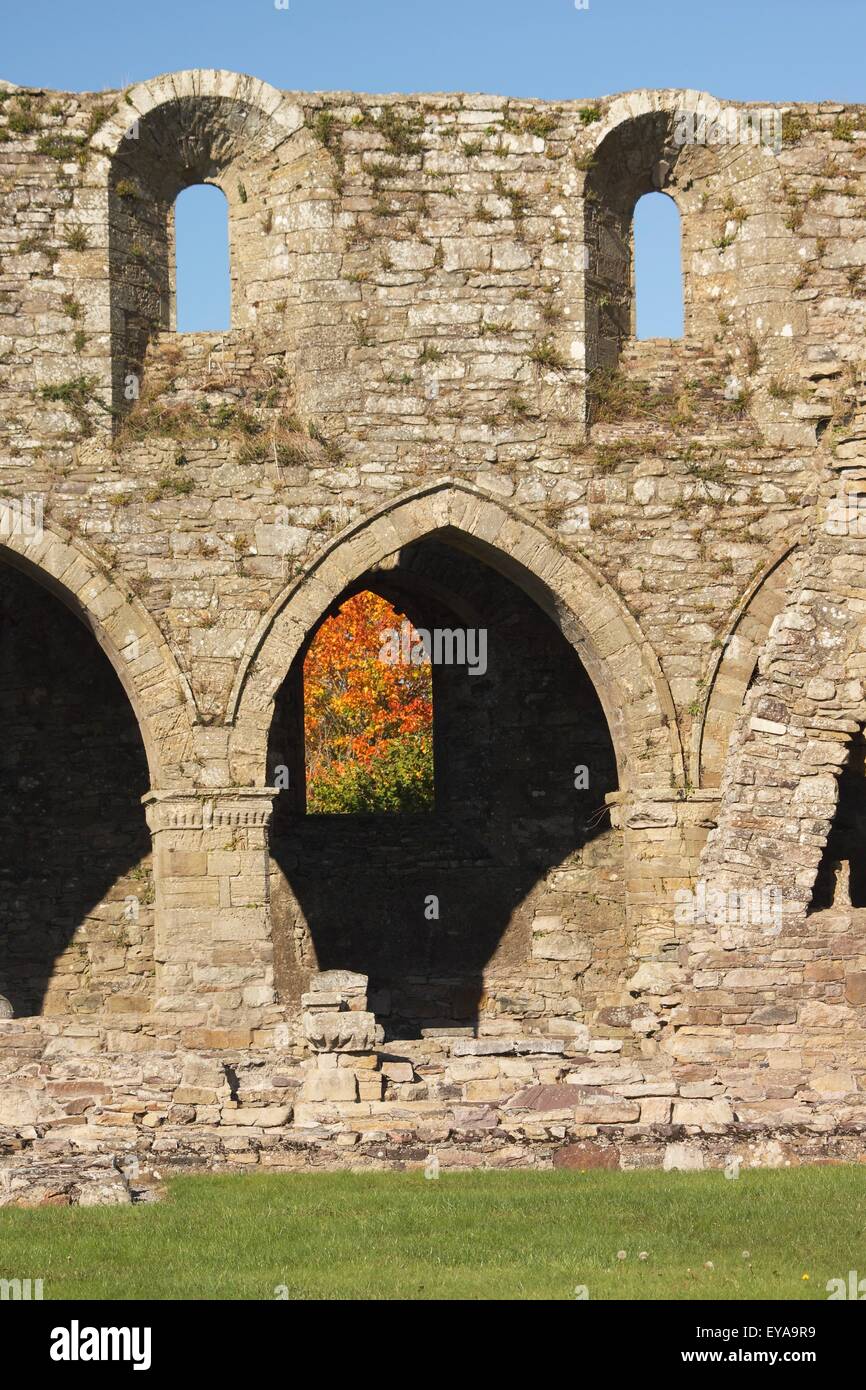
{"left": 0, "top": 1168, "right": 863, "bottom": 1300}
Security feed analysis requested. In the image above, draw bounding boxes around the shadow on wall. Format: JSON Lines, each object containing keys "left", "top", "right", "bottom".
{"left": 0, "top": 560, "right": 152, "bottom": 1016}
{"left": 810, "top": 729, "right": 866, "bottom": 911}
{"left": 267, "top": 537, "right": 623, "bottom": 1039}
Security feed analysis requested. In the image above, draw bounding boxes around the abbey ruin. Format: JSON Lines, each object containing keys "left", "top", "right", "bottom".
{"left": 1, "top": 71, "right": 865, "bottom": 1198}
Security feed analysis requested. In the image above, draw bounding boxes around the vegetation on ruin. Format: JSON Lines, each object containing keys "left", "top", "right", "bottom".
{"left": 501, "top": 106, "right": 561, "bottom": 140}
{"left": 530, "top": 337, "right": 568, "bottom": 372}
{"left": 109, "top": 347, "right": 335, "bottom": 477}
{"left": 587, "top": 368, "right": 697, "bottom": 425}
{"left": 63, "top": 225, "right": 89, "bottom": 250}
{"left": 37, "top": 133, "right": 86, "bottom": 164}
{"left": 371, "top": 107, "right": 425, "bottom": 157}
{"left": 0, "top": 1168, "right": 861, "bottom": 1300}
{"left": 781, "top": 110, "right": 811, "bottom": 144}
{"left": 114, "top": 178, "right": 140, "bottom": 200}
{"left": 38, "top": 375, "right": 103, "bottom": 434}
{"left": 311, "top": 108, "right": 337, "bottom": 148}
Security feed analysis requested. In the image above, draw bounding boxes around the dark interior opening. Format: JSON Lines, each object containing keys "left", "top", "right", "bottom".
{"left": 266, "top": 535, "right": 622, "bottom": 1038}
{"left": 0, "top": 559, "right": 152, "bottom": 1016}
{"left": 810, "top": 729, "right": 866, "bottom": 911}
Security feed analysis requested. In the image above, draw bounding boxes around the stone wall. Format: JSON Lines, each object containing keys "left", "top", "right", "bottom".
{"left": 2, "top": 72, "right": 866, "bottom": 1171}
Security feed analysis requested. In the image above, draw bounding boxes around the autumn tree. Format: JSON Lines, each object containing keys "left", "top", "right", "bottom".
{"left": 304, "top": 590, "right": 434, "bottom": 813}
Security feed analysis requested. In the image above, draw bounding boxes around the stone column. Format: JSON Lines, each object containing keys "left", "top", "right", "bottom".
{"left": 143, "top": 788, "right": 278, "bottom": 1034}
{"left": 607, "top": 789, "right": 721, "bottom": 947}
{"left": 605, "top": 787, "right": 721, "bottom": 1017}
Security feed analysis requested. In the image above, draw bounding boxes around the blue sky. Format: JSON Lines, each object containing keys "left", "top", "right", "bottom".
{"left": 5, "top": 0, "right": 864, "bottom": 333}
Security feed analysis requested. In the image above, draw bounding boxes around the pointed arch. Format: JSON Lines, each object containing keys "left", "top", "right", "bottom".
{"left": 695, "top": 542, "right": 799, "bottom": 787}
{"left": 228, "top": 479, "right": 682, "bottom": 791}
{"left": 0, "top": 520, "right": 194, "bottom": 788}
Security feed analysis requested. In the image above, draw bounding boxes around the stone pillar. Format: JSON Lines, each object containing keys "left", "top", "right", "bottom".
{"left": 143, "top": 788, "right": 278, "bottom": 1031}
{"left": 298, "top": 971, "right": 385, "bottom": 1108}
{"left": 602, "top": 788, "right": 722, "bottom": 1048}
{"left": 607, "top": 788, "right": 721, "bottom": 954}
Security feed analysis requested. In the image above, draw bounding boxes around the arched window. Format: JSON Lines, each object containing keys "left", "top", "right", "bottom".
{"left": 173, "top": 184, "right": 230, "bottom": 332}
{"left": 633, "top": 192, "right": 684, "bottom": 340}
{"left": 303, "top": 591, "right": 435, "bottom": 814}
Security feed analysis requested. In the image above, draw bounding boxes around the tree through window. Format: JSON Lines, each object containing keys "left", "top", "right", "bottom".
{"left": 303, "top": 591, "right": 434, "bottom": 814}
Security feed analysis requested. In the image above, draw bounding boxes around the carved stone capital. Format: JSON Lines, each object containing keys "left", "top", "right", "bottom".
{"left": 142, "top": 787, "right": 278, "bottom": 834}
{"left": 302, "top": 1010, "right": 383, "bottom": 1054}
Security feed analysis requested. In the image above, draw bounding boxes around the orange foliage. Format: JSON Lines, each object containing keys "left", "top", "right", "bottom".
{"left": 303, "top": 591, "right": 434, "bottom": 808}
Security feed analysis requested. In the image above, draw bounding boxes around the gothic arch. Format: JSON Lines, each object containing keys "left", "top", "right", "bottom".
{"left": 228, "top": 479, "right": 682, "bottom": 790}
{"left": 0, "top": 520, "right": 193, "bottom": 788}
{"left": 695, "top": 542, "right": 799, "bottom": 787}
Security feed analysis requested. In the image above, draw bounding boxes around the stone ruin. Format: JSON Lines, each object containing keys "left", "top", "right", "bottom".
{"left": 1, "top": 71, "right": 866, "bottom": 1198}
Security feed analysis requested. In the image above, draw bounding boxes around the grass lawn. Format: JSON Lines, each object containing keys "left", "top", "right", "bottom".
{"left": 0, "top": 1166, "right": 863, "bottom": 1300}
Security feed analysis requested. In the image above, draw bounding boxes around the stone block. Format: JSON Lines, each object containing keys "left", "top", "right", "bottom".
{"left": 671, "top": 1098, "right": 734, "bottom": 1129}
{"left": 310, "top": 970, "right": 368, "bottom": 996}
{"left": 0, "top": 1089, "right": 48, "bottom": 1129}
{"left": 553, "top": 1141, "right": 620, "bottom": 1170}
{"left": 299, "top": 1069, "right": 358, "bottom": 1103}
{"left": 302, "top": 1010, "right": 383, "bottom": 1053}
{"left": 844, "top": 972, "right": 866, "bottom": 1006}
{"left": 224, "top": 1106, "right": 292, "bottom": 1128}
{"left": 663, "top": 1144, "right": 705, "bottom": 1172}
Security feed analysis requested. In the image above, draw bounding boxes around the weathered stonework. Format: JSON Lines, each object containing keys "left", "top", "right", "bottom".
{"left": 2, "top": 72, "right": 866, "bottom": 1187}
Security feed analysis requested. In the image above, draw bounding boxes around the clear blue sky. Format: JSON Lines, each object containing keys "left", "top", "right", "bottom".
{"left": 6, "top": 0, "right": 863, "bottom": 333}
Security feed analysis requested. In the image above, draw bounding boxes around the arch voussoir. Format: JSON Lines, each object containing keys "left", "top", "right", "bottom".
{"left": 228, "top": 480, "right": 682, "bottom": 791}
{"left": 0, "top": 522, "right": 194, "bottom": 788}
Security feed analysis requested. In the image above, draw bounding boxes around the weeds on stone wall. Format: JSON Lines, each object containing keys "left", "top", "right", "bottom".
{"left": 109, "top": 338, "right": 351, "bottom": 483}
{"left": 37, "top": 377, "right": 105, "bottom": 436}
{"left": 588, "top": 369, "right": 687, "bottom": 425}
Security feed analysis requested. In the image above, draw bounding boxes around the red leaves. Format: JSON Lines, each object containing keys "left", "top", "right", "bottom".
{"left": 304, "top": 591, "right": 434, "bottom": 811}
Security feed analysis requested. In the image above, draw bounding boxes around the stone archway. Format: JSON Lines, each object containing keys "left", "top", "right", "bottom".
{"left": 584, "top": 90, "right": 802, "bottom": 379}
{"left": 673, "top": 536, "right": 866, "bottom": 1084}
{"left": 0, "top": 521, "right": 193, "bottom": 788}
{"left": 0, "top": 523, "right": 192, "bottom": 1016}
{"left": 228, "top": 479, "right": 682, "bottom": 791}
{"left": 695, "top": 543, "right": 799, "bottom": 788}
{"left": 93, "top": 70, "right": 305, "bottom": 413}
{"left": 227, "top": 480, "right": 683, "bottom": 1036}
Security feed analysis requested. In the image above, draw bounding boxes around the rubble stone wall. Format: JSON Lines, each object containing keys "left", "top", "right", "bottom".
{"left": 2, "top": 72, "right": 866, "bottom": 1173}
